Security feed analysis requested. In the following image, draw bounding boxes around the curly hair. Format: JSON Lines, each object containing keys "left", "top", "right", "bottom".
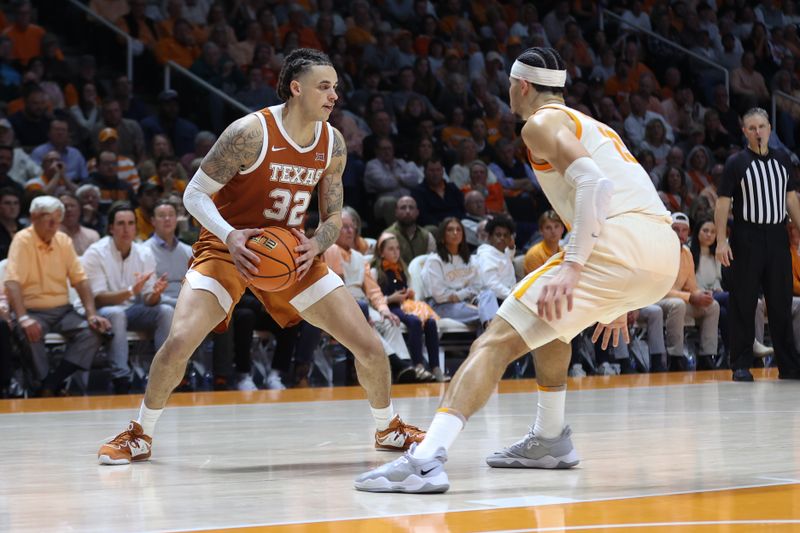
{"left": 276, "top": 48, "right": 333, "bottom": 101}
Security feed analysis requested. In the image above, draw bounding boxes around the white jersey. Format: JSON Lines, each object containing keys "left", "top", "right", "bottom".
{"left": 527, "top": 103, "right": 668, "bottom": 228}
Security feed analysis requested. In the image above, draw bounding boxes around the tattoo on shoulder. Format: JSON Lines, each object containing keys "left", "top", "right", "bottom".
{"left": 201, "top": 117, "right": 263, "bottom": 184}
{"left": 331, "top": 128, "right": 346, "bottom": 158}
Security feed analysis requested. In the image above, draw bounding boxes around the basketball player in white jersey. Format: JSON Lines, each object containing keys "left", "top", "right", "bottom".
{"left": 98, "top": 49, "right": 424, "bottom": 465}
{"left": 355, "top": 47, "right": 681, "bottom": 493}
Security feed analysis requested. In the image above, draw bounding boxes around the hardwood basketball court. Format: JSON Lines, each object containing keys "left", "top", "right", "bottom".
{"left": 1, "top": 369, "right": 798, "bottom": 532}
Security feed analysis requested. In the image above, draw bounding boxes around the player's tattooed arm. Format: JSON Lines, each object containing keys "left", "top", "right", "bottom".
{"left": 314, "top": 128, "right": 347, "bottom": 252}
{"left": 200, "top": 114, "right": 263, "bottom": 184}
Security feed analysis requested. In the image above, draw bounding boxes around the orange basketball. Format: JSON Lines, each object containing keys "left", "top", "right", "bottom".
{"left": 246, "top": 227, "right": 301, "bottom": 292}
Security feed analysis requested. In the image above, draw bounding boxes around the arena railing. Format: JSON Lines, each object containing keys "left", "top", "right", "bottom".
{"left": 599, "top": 8, "right": 730, "bottom": 98}
{"left": 66, "top": 0, "right": 134, "bottom": 83}
{"left": 163, "top": 61, "right": 251, "bottom": 115}
{"left": 772, "top": 90, "right": 800, "bottom": 128}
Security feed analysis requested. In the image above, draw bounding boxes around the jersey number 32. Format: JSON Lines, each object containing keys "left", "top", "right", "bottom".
{"left": 263, "top": 188, "right": 311, "bottom": 226}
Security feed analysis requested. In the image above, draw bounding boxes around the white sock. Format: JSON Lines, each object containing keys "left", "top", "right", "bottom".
{"left": 411, "top": 409, "right": 465, "bottom": 459}
{"left": 533, "top": 387, "right": 566, "bottom": 439}
{"left": 137, "top": 402, "right": 163, "bottom": 436}
{"left": 371, "top": 402, "right": 395, "bottom": 431}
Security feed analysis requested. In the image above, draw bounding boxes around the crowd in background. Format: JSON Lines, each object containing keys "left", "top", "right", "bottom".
{"left": 2, "top": 0, "right": 800, "bottom": 397}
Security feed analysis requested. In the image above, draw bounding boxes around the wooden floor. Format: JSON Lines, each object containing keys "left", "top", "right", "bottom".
{"left": 1, "top": 369, "right": 799, "bottom": 532}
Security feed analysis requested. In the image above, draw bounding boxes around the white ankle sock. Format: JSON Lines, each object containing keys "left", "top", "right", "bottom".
{"left": 137, "top": 402, "right": 163, "bottom": 436}
{"left": 533, "top": 387, "right": 566, "bottom": 439}
{"left": 411, "top": 408, "right": 465, "bottom": 459}
{"left": 371, "top": 402, "right": 395, "bottom": 431}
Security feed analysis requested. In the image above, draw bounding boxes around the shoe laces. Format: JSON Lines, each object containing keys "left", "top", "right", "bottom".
{"left": 508, "top": 426, "right": 540, "bottom": 451}
{"left": 396, "top": 419, "right": 424, "bottom": 437}
{"left": 104, "top": 423, "right": 139, "bottom": 446}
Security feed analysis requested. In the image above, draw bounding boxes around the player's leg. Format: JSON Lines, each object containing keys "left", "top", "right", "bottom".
{"left": 98, "top": 284, "right": 227, "bottom": 465}
{"left": 301, "top": 286, "right": 390, "bottom": 409}
{"left": 300, "top": 286, "right": 424, "bottom": 449}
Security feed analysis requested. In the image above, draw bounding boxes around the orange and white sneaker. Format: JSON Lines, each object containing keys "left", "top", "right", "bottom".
{"left": 375, "top": 414, "right": 426, "bottom": 451}
{"left": 98, "top": 421, "right": 152, "bottom": 465}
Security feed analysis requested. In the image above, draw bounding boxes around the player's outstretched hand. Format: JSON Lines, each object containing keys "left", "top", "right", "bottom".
{"left": 536, "top": 262, "right": 581, "bottom": 321}
{"left": 291, "top": 228, "right": 321, "bottom": 281}
{"left": 591, "top": 314, "right": 630, "bottom": 350}
{"left": 225, "top": 228, "right": 262, "bottom": 281}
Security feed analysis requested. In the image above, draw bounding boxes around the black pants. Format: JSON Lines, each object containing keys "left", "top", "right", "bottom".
{"left": 0, "top": 320, "right": 13, "bottom": 389}
{"left": 232, "top": 292, "right": 300, "bottom": 375}
{"left": 729, "top": 222, "right": 800, "bottom": 373}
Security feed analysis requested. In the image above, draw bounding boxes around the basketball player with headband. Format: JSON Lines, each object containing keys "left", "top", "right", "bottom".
{"left": 98, "top": 49, "right": 425, "bottom": 465}
{"left": 356, "top": 47, "right": 681, "bottom": 493}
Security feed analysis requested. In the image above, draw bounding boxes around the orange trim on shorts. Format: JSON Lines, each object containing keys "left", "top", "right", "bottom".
{"left": 513, "top": 252, "right": 564, "bottom": 299}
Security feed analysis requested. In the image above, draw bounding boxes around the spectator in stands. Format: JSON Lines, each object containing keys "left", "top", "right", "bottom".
{"left": 450, "top": 138, "right": 497, "bottom": 189}
{"left": 155, "top": 17, "right": 201, "bottom": 68}
{"left": 84, "top": 150, "right": 136, "bottom": 210}
{"left": 116, "top": 0, "right": 158, "bottom": 52}
{"left": 421, "top": 216, "right": 489, "bottom": 328}
{"left": 235, "top": 66, "right": 280, "bottom": 111}
{"left": 140, "top": 89, "right": 199, "bottom": 157}
{"left": 413, "top": 157, "right": 464, "bottom": 228}
{"left": 75, "top": 183, "right": 104, "bottom": 235}
{"left": 30, "top": 119, "right": 87, "bottom": 182}
{"left": 4, "top": 196, "right": 110, "bottom": 395}
{"left": 134, "top": 182, "right": 162, "bottom": 241}
{"left": 0, "top": 187, "right": 20, "bottom": 260}
{"left": 0, "top": 119, "right": 40, "bottom": 186}
{"left": 605, "top": 60, "right": 635, "bottom": 101}
{"left": 371, "top": 233, "right": 441, "bottom": 382}
{"left": 362, "top": 22, "right": 402, "bottom": 80}
{"left": 3, "top": 1, "right": 43, "bottom": 66}
{"left": 384, "top": 195, "right": 436, "bottom": 265}
{"left": 524, "top": 210, "right": 564, "bottom": 274}
{"left": 93, "top": 98, "right": 145, "bottom": 162}
{"left": 58, "top": 192, "right": 98, "bottom": 256}
{"left": 0, "top": 145, "right": 24, "bottom": 198}
{"left": 81, "top": 202, "right": 173, "bottom": 394}
{"left": 625, "top": 93, "right": 673, "bottom": 150}
{"left": 462, "top": 160, "right": 506, "bottom": 215}
{"left": 658, "top": 166, "right": 694, "bottom": 213}
{"left": 9, "top": 83, "right": 50, "bottom": 148}
{"left": 657, "top": 212, "right": 720, "bottom": 371}
{"left": 180, "top": 130, "right": 215, "bottom": 172}
{"left": 686, "top": 146, "right": 714, "bottom": 196}
{"left": 703, "top": 109, "right": 736, "bottom": 162}
{"left": 640, "top": 117, "right": 672, "bottom": 165}
{"left": 542, "top": 0, "right": 574, "bottom": 45}
{"left": 145, "top": 200, "right": 191, "bottom": 307}
{"left": 0, "top": 34, "right": 21, "bottom": 102}
{"left": 138, "top": 133, "right": 188, "bottom": 185}
{"left": 148, "top": 154, "right": 187, "bottom": 196}
{"left": 731, "top": 51, "right": 770, "bottom": 111}
{"left": 324, "top": 208, "right": 419, "bottom": 383}
{"left": 462, "top": 190, "right": 489, "bottom": 248}
{"left": 25, "top": 150, "right": 77, "bottom": 199}
{"left": 69, "top": 82, "right": 101, "bottom": 148}
{"left": 361, "top": 110, "right": 398, "bottom": 162}
{"left": 474, "top": 215, "right": 517, "bottom": 324}
{"left": 441, "top": 107, "right": 471, "bottom": 151}
{"left": 87, "top": 128, "right": 141, "bottom": 192}
{"left": 788, "top": 222, "right": 800, "bottom": 355}
{"left": 111, "top": 74, "right": 148, "bottom": 122}
{"left": 364, "top": 137, "right": 422, "bottom": 226}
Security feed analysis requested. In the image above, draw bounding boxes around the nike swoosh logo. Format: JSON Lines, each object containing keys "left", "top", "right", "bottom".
{"left": 271, "top": 146, "right": 287, "bottom": 152}
{"left": 128, "top": 440, "right": 151, "bottom": 457}
{"left": 420, "top": 467, "right": 436, "bottom": 476}
{"left": 591, "top": 233, "right": 600, "bottom": 238}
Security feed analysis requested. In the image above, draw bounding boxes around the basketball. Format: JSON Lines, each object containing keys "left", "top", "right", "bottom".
{"left": 246, "top": 227, "right": 301, "bottom": 292}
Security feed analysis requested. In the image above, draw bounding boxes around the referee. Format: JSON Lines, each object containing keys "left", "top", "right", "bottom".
{"left": 714, "top": 108, "right": 800, "bottom": 381}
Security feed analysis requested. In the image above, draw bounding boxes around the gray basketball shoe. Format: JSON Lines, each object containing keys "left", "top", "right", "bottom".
{"left": 354, "top": 444, "right": 450, "bottom": 493}
{"left": 486, "top": 425, "right": 580, "bottom": 469}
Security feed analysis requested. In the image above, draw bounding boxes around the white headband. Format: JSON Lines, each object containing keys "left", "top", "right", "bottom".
{"left": 510, "top": 60, "right": 567, "bottom": 88}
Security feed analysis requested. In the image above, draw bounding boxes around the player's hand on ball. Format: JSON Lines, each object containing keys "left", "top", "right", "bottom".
{"left": 591, "top": 314, "right": 630, "bottom": 349}
{"left": 290, "top": 228, "right": 320, "bottom": 281}
{"left": 226, "top": 228, "right": 262, "bottom": 281}
{"left": 537, "top": 261, "right": 581, "bottom": 321}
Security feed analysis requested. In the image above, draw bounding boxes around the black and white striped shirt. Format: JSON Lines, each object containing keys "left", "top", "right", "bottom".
{"left": 720, "top": 148, "right": 796, "bottom": 225}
